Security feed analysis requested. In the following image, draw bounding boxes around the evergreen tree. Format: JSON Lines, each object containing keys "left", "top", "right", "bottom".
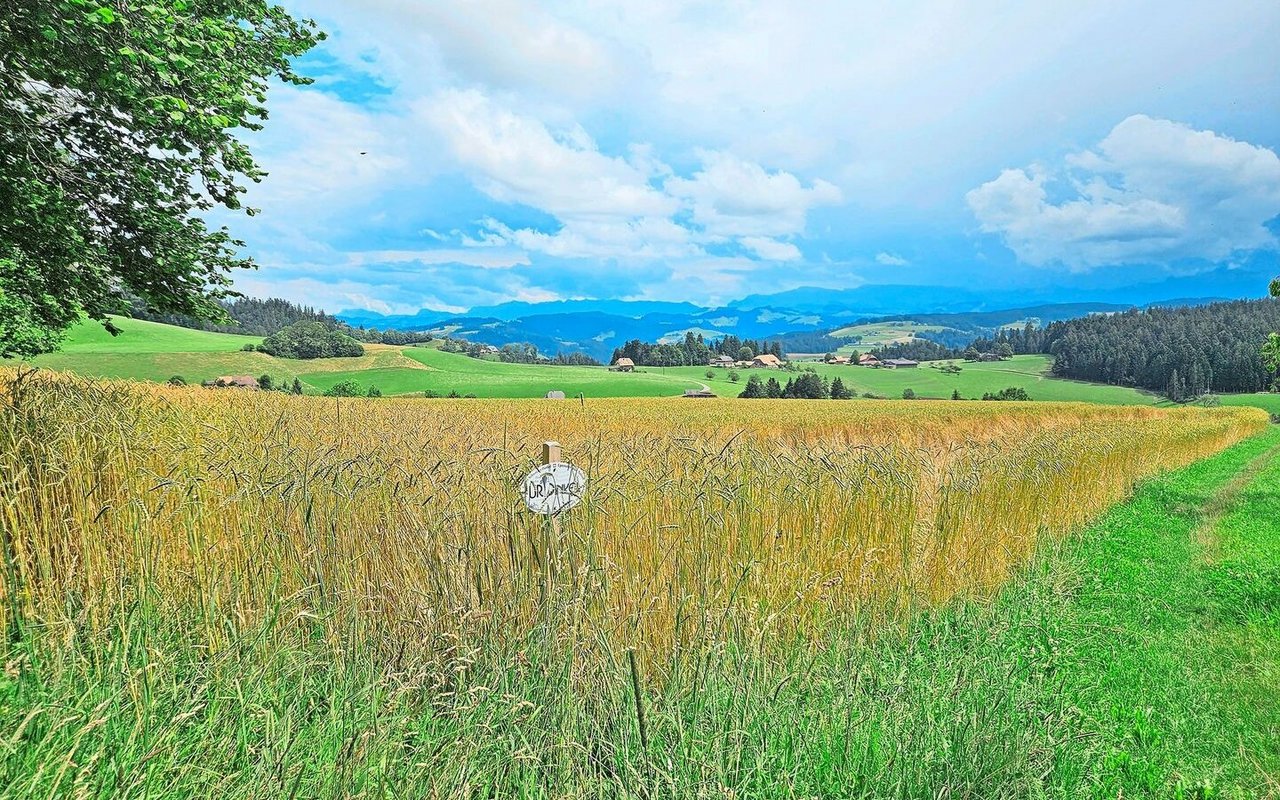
{"left": 738, "top": 374, "right": 766, "bottom": 399}
{"left": 765, "top": 377, "right": 783, "bottom": 398}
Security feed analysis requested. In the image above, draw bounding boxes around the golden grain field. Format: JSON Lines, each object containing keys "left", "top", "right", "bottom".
{"left": 0, "top": 370, "right": 1267, "bottom": 676}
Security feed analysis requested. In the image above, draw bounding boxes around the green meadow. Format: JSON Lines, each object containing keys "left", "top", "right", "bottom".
{"left": 7, "top": 317, "right": 1280, "bottom": 413}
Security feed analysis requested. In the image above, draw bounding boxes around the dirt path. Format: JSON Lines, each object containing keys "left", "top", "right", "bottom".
{"left": 1194, "top": 437, "right": 1280, "bottom": 559}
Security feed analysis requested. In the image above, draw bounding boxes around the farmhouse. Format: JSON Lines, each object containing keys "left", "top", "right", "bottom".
{"left": 709, "top": 355, "right": 735, "bottom": 367}
{"left": 882, "top": 358, "right": 919, "bottom": 369}
{"left": 825, "top": 355, "right": 850, "bottom": 365}
{"left": 205, "top": 375, "right": 260, "bottom": 389}
{"left": 857, "top": 354, "right": 882, "bottom": 367}
{"left": 751, "top": 353, "right": 783, "bottom": 368}
{"left": 979, "top": 352, "right": 1002, "bottom": 362}
{"left": 480, "top": 345, "right": 499, "bottom": 354}
{"left": 612, "top": 357, "right": 635, "bottom": 372}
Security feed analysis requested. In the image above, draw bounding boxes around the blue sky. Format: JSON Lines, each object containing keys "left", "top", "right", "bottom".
{"left": 223, "top": 1, "right": 1280, "bottom": 314}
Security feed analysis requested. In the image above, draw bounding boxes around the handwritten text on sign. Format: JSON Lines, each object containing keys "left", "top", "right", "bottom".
{"left": 521, "top": 462, "right": 587, "bottom": 515}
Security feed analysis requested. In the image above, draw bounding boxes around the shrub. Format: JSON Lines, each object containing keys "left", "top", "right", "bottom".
{"left": 447, "top": 390, "right": 461, "bottom": 398}
{"left": 728, "top": 370, "right": 740, "bottom": 383}
{"left": 167, "top": 375, "right": 186, "bottom": 386}
{"left": 423, "top": 389, "right": 440, "bottom": 398}
{"left": 323, "top": 380, "right": 362, "bottom": 398}
{"left": 902, "top": 388, "right": 916, "bottom": 400}
{"left": 290, "top": 378, "right": 304, "bottom": 395}
{"left": 366, "top": 386, "right": 382, "bottom": 398}
{"left": 705, "top": 370, "right": 716, "bottom": 379}
{"left": 241, "top": 343, "right": 256, "bottom": 352}
{"left": 982, "top": 387, "right": 1032, "bottom": 401}
{"left": 258, "top": 374, "right": 274, "bottom": 391}
{"left": 259, "top": 321, "right": 365, "bottom": 360}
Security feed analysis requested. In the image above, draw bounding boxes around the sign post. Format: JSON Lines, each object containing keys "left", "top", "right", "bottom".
{"left": 521, "top": 441, "right": 586, "bottom": 601}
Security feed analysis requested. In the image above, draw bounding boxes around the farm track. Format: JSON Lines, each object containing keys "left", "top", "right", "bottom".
{"left": 1194, "top": 436, "right": 1280, "bottom": 560}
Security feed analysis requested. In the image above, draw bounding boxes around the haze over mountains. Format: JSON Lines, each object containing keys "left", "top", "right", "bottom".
{"left": 337, "top": 270, "right": 1255, "bottom": 361}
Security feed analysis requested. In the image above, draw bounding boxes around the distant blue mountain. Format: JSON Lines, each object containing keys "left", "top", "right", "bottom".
{"left": 335, "top": 268, "right": 1269, "bottom": 360}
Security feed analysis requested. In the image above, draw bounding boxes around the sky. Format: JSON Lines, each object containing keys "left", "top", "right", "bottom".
{"left": 222, "top": 1, "right": 1280, "bottom": 314}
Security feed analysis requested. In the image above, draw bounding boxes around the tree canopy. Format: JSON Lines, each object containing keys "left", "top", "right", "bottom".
{"left": 259, "top": 321, "right": 363, "bottom": 360}
{"left": 0, "top": 1, "right": 323, "bottom": 358}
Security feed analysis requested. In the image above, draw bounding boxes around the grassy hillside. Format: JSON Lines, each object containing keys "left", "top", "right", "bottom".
{"left": 9, "top": 318, "right": 1280, "bottom": 409}
{"left": 302, "top": 347, "right": 704, "bottom": 397}
{"left": 59, "top": 315, "right": 262, "bottom": 352}
{"left": 676, "top": 355, "right": 1160, "bottom": 404}
{"left": 827, "top": 320, "right": 948, "bottom": 350}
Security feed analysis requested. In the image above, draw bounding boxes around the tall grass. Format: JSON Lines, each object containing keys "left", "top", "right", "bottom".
{"left": 0, "top": 369, "right": 1269, "bottom": 797}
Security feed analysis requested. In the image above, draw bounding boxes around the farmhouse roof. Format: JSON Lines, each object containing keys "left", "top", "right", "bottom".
{"left": 751, "top": 353, "right": 782, "bottom": 367}
{"left": 216, "top": 375, "right": 259, "bottom": 388}
{"left": 884, "top": 358, "right": 918, "bottom": 367}
{"left": 613, "top": 357, "right": 635, "bottom": 367}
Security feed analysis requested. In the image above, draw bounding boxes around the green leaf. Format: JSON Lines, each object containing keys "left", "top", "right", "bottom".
{"left": 93, "top": 6, "right": 117, "bottom": 24}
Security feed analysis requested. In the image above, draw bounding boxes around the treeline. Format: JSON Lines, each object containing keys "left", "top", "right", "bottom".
{"left": 1042, "top": 299, "right": 1280, "bottom": 397}
{"left": 128, "top": 296, "right": 339, "bottom": 336}
{"left": 611, "top": 333, "right": 784, "bottom": 366}
{"left": 739, "top": 370, "right": 855, "bottom": 399}
{"left": 872, "top": 339, "right": 960, "bottom": 362}
{"left": 969, "top": 323, "right": 1048, "bottom": 355}
{"left": 128, "top": 295, "right": 436, "bottom": 345}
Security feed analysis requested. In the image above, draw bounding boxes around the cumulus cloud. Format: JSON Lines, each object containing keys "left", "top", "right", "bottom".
{"left": 875, "top": 252, "right": 909, "bottom": 266}
{"left": 967, "top": 115, "right": 1280, "bottom": 268}
{"left": 741, "top": 237, "right": 803, "bottom": 261}
{"left": 666, "top": 151, "right": 843, "bottom": 238}
{"left": 424, "top": 89, "right": 676, "bottom": 219}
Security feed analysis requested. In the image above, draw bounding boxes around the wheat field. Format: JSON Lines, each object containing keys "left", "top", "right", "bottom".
{"left": 1, "top": 369, "right": 1266, "bottom": 672}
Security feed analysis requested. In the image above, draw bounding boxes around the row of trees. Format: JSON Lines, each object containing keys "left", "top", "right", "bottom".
{"left": 1041, "top": 299, "right": 1280, "bottom": 396}
{"left": 611, "top": 333, "right": 785, "bottom": 367}
{"left": 739, "top": 370, "right": 855, "bottom": 399}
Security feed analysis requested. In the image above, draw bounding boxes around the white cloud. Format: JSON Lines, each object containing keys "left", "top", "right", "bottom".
{"left": 875, "top": 251, "right": 909, "bottom": 266}
{"left": 666, "top": 151, "right": 842, "bottom": 238}
{"left": 967, "top": 115, "right": 1280, "bottom": 268}
{"left": 346, "top": 249, "right": 531, "bottom": 269}
{"left": 423, "top": 89, "right": 676, "bottom": 219}
{"left": 741, "top": 237, "right": 802, "bottom": 261}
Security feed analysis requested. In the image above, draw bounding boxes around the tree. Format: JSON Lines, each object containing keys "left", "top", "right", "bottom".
{"left": 323, "top": 380, "right": 362, "bottom": 398}
{"left": 290, "top": 378, "right": 303, "bottom": 395}
{"left": 259, "top": 321, "right": 364, "bottom": 359}
{"left": 830, "top": 377, "right": 853, "bottom": 400}
{"left": 951, "top": 388, "right": 962, "bottom": 400}
{"left": 0, "top": 2, "right": 324, "bottom": 358}
{"left": 705, "top": 369, "right": 716, "bottom": 380}
{"left": 1261, "top": 333, "right": 1280, "bottom": 388}
{"left": 901, "top": 388, "right": 916, "bottom": 400}
{"left": 738, "top": 345, "right": 755, "bottom": 361}
{"left": 365, "top": 385, "right": 382, "bottom": 398}
{"left": 994, "top": 342, "right": 1015, "bottom": 360}
{"left": 258, "top": 374, "right": 273, "bottom": 391}
{"left": 982, "top": 387, "right": 1031, "bottom": 401}
{"left": 765, "top": 377, "right": 783, "bottom": 399}
{"left": 738, "top": 374, "right": 766, "bottom": 399}
{"left": 728, "top": 370, "right": 740, "bottom": 383}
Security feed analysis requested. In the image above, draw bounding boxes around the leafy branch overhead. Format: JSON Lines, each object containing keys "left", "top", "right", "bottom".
{"left": 0, "top": 0, "right": 323, "bottom": 357}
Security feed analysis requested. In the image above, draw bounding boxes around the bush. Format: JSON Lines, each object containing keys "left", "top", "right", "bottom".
{"left": 258, "top": 374, "right": 274, "bottom": 391}
{"left": 290, "top": 378, "right": 303, "bottom": 395}
{"left": 166, "top": 375, "right": 186, "bottom": 386}
{"left": 982, "top": 387, "right": 1032, "bottom": 401}
{"left": 241, "top": 343, "right": 256, "bottom": 352}
{"left": 705, "top": 369, "right": 716, "bottom": 379}
{"left": 728, "top": 370, "right": 740, "bottom": 383}
{"left": 447, "top": 390, "right": 461, "bottom": 398}
{"left": 423, "top": 389, "right": 440, "bottom": 398}
{"left": 901, "top": 388, "right": 916, "bottom": 400}
{"left": 323, "top": 380, "right": 362, "bottom": 398}
{"left": 259, "top": 321, "right": 365, "bottom": 360}
{"left": 366, "top": 386, "right": 382, "bottom": 398}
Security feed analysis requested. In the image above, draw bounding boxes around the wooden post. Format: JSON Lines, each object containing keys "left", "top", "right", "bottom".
{"left": 541, "top": 442, "right": 561, "bottom": 600}
{"left": 542, "top": 441, "right": 561, "bottom": 465}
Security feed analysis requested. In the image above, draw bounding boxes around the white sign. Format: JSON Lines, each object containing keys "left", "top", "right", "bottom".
{"left": 522, "top": 462, "right": 587, "bottom": 515}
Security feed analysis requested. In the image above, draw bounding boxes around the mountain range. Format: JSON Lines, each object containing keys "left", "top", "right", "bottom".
{"left": 337, "top": 275, "right": 1257, "bottom": 361}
